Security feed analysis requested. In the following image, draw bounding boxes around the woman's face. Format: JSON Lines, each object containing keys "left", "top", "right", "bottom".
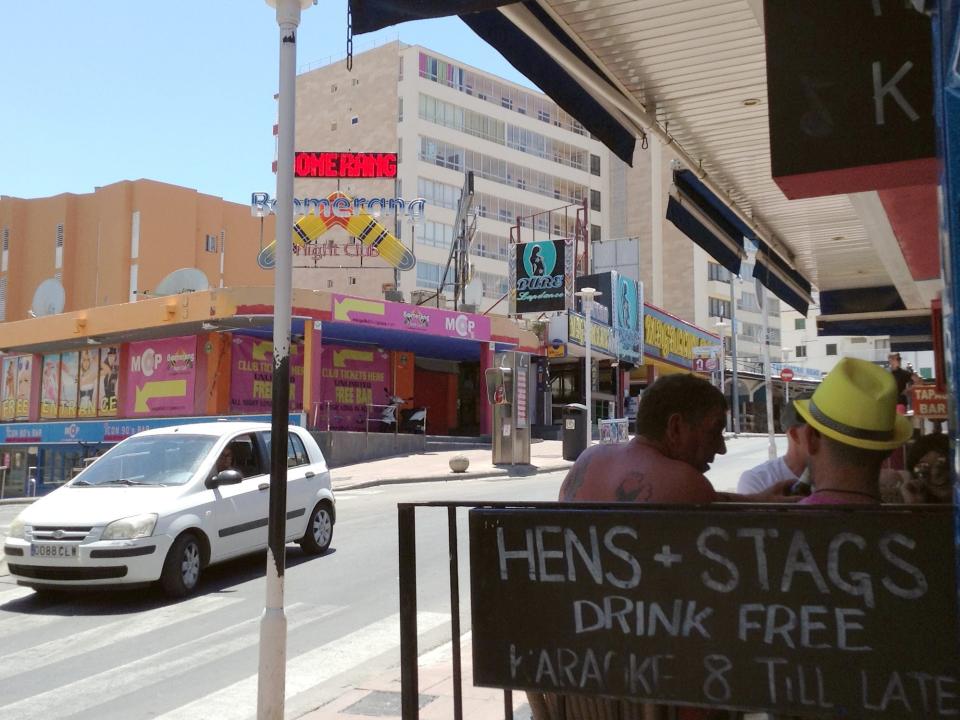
{"left": 903, "top": 450, "right": 951, "bottom": 503}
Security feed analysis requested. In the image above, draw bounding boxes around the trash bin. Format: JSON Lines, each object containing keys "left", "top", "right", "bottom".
{"left": 562, "top": 403, "right": 588, "bottom": 461}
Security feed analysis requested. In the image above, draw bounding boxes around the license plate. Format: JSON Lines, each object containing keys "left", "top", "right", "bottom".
{"left": 30, "top": 543, "right": 78, "bottom": 559}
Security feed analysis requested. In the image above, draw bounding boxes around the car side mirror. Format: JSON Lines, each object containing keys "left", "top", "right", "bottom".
{"left": 205, "top": 469, "right": 243, "bottom": 489}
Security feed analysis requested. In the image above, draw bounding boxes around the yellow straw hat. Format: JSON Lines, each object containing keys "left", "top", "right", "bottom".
{"left": 794, "top": 357, "right": 913, "bottom": 451}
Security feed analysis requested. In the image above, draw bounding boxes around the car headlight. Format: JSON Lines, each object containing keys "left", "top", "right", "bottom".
{"left": 102, "top": 513, "right": 158, "bottom": 540}
{"left": 8, "top": 515, "right": 25, "bottom": 539}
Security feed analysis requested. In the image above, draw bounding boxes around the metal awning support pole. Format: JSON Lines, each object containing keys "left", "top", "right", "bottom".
{"left": 399, "top": 504, "right": 420, "bottom": 719}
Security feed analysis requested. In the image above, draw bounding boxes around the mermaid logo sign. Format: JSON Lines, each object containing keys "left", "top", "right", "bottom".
{"left": 510, "top": 238, "right": 573, "bottom": 314}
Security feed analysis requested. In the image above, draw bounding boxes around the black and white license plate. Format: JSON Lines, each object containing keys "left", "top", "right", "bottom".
{"left": 30, "top": 543, "right": 78, "bottom": 559}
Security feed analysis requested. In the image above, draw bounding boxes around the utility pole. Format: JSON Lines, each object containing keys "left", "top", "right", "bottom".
{"left": 259, "top": 2, "right": 311, "bottom": 718}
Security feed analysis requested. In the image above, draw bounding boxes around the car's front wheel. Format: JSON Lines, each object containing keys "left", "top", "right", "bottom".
{"left": 299, "top": 502, "right": 333, "bottom": 555}
{"left": 160, "top": 532, "right": 202, "bottom": 598}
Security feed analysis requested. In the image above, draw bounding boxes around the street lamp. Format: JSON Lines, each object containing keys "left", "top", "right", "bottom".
{"left": 576, "top": 287, "right": 601, "bottom": 446}
{"left": 260, "top": 2, "right": 312, "bottom": 719}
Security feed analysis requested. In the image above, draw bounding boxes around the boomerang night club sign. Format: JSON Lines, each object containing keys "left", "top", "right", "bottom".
{"left": 294, "top": 152, "right": 397, "bottom": 178}
{"left": 509, "top": 238, "right": 575, "bottom": 314}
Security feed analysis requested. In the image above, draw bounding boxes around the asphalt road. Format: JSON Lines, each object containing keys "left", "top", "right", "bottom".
{"left": 0, "top": 471, "right": 564, "bottom": 720}
{"left": 0, "top": 435, "right": 782, "bottom": 720}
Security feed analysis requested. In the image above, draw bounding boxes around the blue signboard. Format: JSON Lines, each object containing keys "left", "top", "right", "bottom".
{"left": 0, "top": 412, "right": 307, "bottom": 446}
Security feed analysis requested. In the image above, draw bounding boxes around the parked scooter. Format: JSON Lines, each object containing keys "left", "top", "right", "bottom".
{"left": 379, "top": 392, "right": 409, "bottom": 432}
{"left": 401, "top": 406, "right": 427, "bottom": 434}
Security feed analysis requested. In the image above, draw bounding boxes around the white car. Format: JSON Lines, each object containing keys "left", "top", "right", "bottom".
{"left": 4, "top": 422, "right": 336, "bottom": 597}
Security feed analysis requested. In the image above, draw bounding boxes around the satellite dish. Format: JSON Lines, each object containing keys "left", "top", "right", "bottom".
{"left": 154, "top": 268, "right": 210, "bottom": 296}
{"left": 31, "top": 278, "right": 66, "bottom": 317}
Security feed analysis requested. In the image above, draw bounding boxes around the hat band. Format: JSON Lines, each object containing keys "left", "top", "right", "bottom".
{"left": 807, "top": 399, "right": 895, "bottom": 442}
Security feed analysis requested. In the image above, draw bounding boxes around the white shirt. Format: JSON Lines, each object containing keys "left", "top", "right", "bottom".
{"left": 737, "top": 456, "right": 799, "bottom": 495}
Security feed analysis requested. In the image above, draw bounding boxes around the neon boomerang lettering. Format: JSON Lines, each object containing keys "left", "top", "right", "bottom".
{"left": 251, "top": 192, "right": 426, "bottom": 221}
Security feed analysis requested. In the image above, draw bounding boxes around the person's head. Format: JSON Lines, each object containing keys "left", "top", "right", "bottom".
{"left": 780, "top": 392, "right": 811, "bottom": 467}
{"left": 795, "top": 357, "right": 912, "bottom": 485}
{"left": 902, "top": 433, "right": 951, "bottom": 503}
{"left": 216, "top": 446, "right": 234, "bottom": 473}
{"left": 636, "top": 373, "right": 727, "bottom": 472}
{"left": 888, "top": 352, "right": 902, "bottom": 369}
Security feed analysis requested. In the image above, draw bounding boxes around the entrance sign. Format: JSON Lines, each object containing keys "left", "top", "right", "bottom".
{"left": 294, "top": 151, "right": 397, "bottom": 178}
{"left": 122, "top": 336, "right": 197, "bottom": 417}
{"left": 510, "top": 239, "right": 574, "bottom": 314}
{"left": 470, "top": 506, "right": 958, "bottom": 718}
{"left": 253, "top": 191, "right": 420, "bottom": 272}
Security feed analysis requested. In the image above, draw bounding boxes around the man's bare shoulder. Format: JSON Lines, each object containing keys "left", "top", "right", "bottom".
{"left": 559, "top": 439, "right": 715, "bottom": 503}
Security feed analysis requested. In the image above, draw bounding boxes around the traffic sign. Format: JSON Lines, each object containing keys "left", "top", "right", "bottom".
{"left": 780, "top": 368, "right": 794, "bottom": 382}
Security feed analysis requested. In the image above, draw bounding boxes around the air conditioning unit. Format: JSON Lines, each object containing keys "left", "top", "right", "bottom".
{"left": 384, "top": 290, "right": 404, "bottom": 302}
{"left": 410, "top": 289, "right": 436, "bottom": 305}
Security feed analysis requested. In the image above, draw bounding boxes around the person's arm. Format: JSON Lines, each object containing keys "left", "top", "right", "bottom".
{"left": 736, "top": 469, "right": 764, "bottom": 495}
{"left": 558, "top": 450, "right": 594, "bottom": 501}
{"left": 716, "top": 479, "right": 801, "bottom": 503}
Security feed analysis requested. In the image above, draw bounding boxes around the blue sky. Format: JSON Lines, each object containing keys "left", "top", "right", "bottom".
{"left": 1, "top": 1, "right": 533, "bottom": 205}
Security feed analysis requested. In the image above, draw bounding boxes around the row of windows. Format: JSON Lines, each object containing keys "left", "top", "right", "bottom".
{"left": 419, "top": 94, "right": 588, "bottom": 171}
{"left": 415, "top": 261, "right": 454, "bottom": 290}
{"left": 475, "top": 270, "right": 509, "bottom": 299}
{"left": 708, "top": 262, "right": 731, "bottom": 283}
{"left": 709, "top": 297, "right": 731, "bottom": 319}
{"left": 418, "top": 51, "right": 589, "bottom": 137}
{"left": 417, "top": 177, "right": 460, "bottom": 211}
{"left": 416, "top": 220, "right": 454, "bottom": 250}
{"left": 473, "top": 230, "right": 509, "bottom": 261}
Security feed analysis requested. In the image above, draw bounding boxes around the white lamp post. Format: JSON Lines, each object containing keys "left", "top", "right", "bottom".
{"left": 576, "top": 287, "right": 601, "bottom": 446}
{"left": 259, "top": 2, "right": 311, "bottom": 719}
{"left": 715, "top": 318, "right": 728, "bottom": 430}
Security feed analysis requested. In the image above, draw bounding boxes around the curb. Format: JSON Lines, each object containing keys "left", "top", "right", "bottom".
{"left": 0, "top": 498, "right": 34, "bottom": 506}
{"left": 333, "top": 462, "right": 572, "bottom": 491}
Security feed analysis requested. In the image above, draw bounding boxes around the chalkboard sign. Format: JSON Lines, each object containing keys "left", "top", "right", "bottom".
{"left": 469, "top": 506, "right": 958, "bottom": 718}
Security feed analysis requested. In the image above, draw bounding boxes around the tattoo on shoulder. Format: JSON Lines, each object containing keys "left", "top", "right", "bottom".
{"left": 559, "top": 461, "right": 587, "bottom": 501}
{"left": 615, "top": 471, "right": 653, "bottom": 502}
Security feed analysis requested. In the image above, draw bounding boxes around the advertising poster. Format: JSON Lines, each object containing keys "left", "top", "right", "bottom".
{"left": 58, "top": 352, "right": 79, "bottom": 418}
{"left": 229, "top": 336, "right": 304, "bottom": 414}
{"left": 78, "top": 348, "right": 100, "bottom": 418}
{"left": 317, "top": 343, "right": 391, "bottom": 431}
{"left": 123, "top": 336, "right": 197, "bottom": 417}
{"left": 613, "top": 274, "right": 644, "bottom": 365}
{"left": 40, "top": 354, "right": 61, "bottom": 419}
{"left": 98, "top": 346, "right": 119, "bottom": 417}
{"left": 1, "top": 357, "right": 16, "bottom": 421}
{"left": 512, "top": 239, "right": 571, "bottom": 314}
{"left": 15, "top": 355, "right": 33, "bottom": 420}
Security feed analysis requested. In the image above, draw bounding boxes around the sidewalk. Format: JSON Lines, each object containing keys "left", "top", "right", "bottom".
{"left": 298, "top": 633, "right": 532, "bottom": 720}
{"left": 328, "top": 439, "right": 573, "bottom": 492}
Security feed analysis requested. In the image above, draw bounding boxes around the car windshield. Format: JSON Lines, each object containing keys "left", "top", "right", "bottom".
{"left": 71, "top": 434, "right": 218, "bottom": 487}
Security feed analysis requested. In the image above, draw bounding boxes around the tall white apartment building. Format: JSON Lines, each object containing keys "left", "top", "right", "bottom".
{"left": 290, "top": 41, "right": 611, "bottom": 311}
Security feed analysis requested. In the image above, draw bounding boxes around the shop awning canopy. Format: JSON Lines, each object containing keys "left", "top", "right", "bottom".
{"left": 347, "top": 0, "right": 942, "bottom": 324}
{"left": 816, "top": 286, "right": 933, "bottom": 351}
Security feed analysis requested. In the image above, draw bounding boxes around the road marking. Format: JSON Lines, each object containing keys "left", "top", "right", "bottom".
{"left": 0, "top": 602, "right": 338, "bottom": 720}
{"left": 0, "top": 593, "right": 240, "bottom": 680}
{"left": 152, "top": 611, "right": 450, "bottom": 720}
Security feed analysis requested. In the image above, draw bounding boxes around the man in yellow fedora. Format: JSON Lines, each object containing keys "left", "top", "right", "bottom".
{"left": 794, "top": 356, "right": 913, "bottom": 504}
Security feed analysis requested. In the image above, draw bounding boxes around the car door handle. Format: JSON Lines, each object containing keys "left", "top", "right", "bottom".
{"left": 258, "top": 482, "right": 270, "bottom": 491}
{"left": 305, "top": 471, "right": 315, "bottom": 478}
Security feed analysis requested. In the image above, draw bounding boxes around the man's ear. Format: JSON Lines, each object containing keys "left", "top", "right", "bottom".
{"left": 665, "top": 412, "right": 685, "bottom": 446}
{"left": 800, "top": 424, "right": 821, "bottom": 455}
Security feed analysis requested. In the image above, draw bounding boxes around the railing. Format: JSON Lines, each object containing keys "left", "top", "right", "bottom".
{"left": 311, "top": 401, "right": 333, "bottom": 432}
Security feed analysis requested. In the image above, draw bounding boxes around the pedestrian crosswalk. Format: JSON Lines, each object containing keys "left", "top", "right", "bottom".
{"left": 0, "top": 582, "right": 451, "bottom": 720}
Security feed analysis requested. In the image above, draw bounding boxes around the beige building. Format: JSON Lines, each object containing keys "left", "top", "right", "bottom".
{"left": 0, "top": 180, "right": 277, "bottom": 322}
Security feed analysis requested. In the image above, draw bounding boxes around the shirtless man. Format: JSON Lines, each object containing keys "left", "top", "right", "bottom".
{"left": 560, "top": 373, "right": 796, "bottom": 503}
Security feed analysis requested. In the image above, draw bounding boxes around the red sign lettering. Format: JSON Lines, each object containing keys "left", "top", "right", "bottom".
{"left": 294, "top": 152, "right": 398, "bottom": 179}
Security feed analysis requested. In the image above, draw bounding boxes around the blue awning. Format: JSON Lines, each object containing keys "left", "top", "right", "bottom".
{"left": 672, "top": 169, "right": 813, "bottom": 315}
{"left": 816, "top": 286, "right": 931, "bottom": 349}
{"left": 347, "top": 0, "right": 637, "bottom": 165}
{"left": 665, "top": 196, "right": 744, "bottom": 276}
